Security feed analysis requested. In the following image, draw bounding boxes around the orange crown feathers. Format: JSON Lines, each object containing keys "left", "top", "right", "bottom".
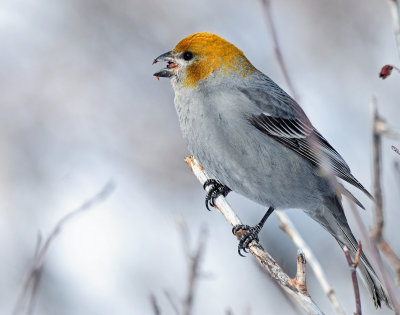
{"left": 174, "top": 32, "right": 256, "bottom": 87}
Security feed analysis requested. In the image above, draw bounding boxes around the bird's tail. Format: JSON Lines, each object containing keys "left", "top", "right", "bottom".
{"left": 310, "top": 196, "right": 391, "bottom": 309}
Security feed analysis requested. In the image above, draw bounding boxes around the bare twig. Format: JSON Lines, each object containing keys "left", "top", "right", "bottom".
{"left": 347, "top": 200, "right": 400, "bottom": 311}
{"left": 371, "top": 98, "right": 384, "bottom": 242}
{"left": 276, "top": 211, "right": 345, "bottom": 315}
{"left": 260, "top": 0, "right": 298, "bottom": 100}
{"left": 343, "top": 243, "right": 362, "bottom": 315}
{"left": 341, "top": 98, "right": 400, "bottom": 311}
{"left": 185, "top": 156, "right": 323, "bottom": 315}
{"left": 388, "top": 0, "right": 400, "bottom": 59}
{"left": 150, "top": 293, "right": 162, "bottom": 315}
{"left": 370, "top": 99, "right": 400, "bottom": 287}
{"left": 155, "top": 220, "right": 207, "bottom": 315}
{"left": 182, "top": 225, "right": 207, "bottom": 315}
{"left": 392, "top": 145, "right": 400, "bottom": 156}
{"left": 379, "top": 240, "right": 400, "bottom": 285}
{"left": 290, "top": 250, "right": 308, "bottom": 295}
{"left": 163, "top": 290, "right": 180, "bottom": 315}
{"left": 12, "top": 182, "right": 115, "bottom": 315}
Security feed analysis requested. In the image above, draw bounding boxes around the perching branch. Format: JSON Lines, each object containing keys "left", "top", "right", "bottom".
{"left": 12, "top": 182, "right": 115, "bottom": 315}
{"left": 185, "top": 156, "right": 323, "bottom": 315}
{"left": 259, "top": 4, "right": 347, "bottom": 312}
{"left": 343, "top": 243, "right": 362, "bottom": 315}
{"left": 276, "top": 211, "right": 345, "bottom": 315}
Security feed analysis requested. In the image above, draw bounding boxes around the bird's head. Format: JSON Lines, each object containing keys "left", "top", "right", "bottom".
{"left": 153, "top": 32, "right": 256, "bottom": 88}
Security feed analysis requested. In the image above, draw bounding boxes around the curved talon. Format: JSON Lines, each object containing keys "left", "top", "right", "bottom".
{"left": 232, "top": 224, "right": 247, "bottom": 235}
{"left": 233, "top": 224, "right": 257, "bottom": 257}
{"left": 232, "top": 208, "right": 274, "bottom": 257}
{"left": 205, "top": 188, "right": 215, "bottom": 211}
{"left": 205, "top": 197, "right": 212, "bottom": 211}
{"left": 203, "top": 179, "right": 231, "bottom": 211}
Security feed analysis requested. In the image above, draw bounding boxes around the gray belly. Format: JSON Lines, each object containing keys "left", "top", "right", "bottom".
{"left": 177, "top": 102, "right": 327, "bottom": 210}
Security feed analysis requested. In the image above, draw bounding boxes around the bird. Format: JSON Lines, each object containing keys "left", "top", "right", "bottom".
{"left": 153, "top": 32, "right": 390, "bottom": 308}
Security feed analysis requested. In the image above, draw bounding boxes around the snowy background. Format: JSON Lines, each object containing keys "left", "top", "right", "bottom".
{"left": 1, "top": 0, "right": 399, "bottom": 314}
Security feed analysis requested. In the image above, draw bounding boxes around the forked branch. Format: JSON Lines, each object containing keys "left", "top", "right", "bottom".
{"left": 276, "top": 211, "right": 345, "bottom": 315}
{"left": 185, "top": 156, "right": 322, "bottom": 315}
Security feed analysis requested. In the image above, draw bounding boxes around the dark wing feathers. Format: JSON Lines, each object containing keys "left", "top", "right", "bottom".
{"left": 250, "top": 113, "right": 373, "bottom": 200}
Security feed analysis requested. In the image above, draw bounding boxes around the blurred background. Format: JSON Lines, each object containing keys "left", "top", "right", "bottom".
{"left": 1, "top": 0, "right": 399, "bottom": 314}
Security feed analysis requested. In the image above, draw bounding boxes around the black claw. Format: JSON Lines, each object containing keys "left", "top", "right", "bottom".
{"left": 232, "top": 207, "right": 275, "bottom": 256}
{"left": 205, "top": 197, "right": 211, "bottom": 211}
{"left": 203, "top": 179, "right": 219, "bottom": 190}
{"left": 203, "top": 179, "right": 231, "bottom": 211}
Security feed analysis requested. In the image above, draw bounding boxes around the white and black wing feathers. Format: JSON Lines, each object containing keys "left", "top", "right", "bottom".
{"left": 249, "top": 113, "right": 373, "bottom": 200}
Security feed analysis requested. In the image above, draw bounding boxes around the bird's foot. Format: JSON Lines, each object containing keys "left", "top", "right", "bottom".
{"left": 232, "top": 207, "right": 275, "bottom": 256}
{"left": 232, "top": 224, "right": 261, "bottom": 257}
{"left": 203, "top": 179, "right": 231, "bottom": 211}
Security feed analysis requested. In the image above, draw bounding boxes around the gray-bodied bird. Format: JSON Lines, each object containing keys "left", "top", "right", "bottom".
{"left": 153, "top": 32, "right": 390, "bottom": 308}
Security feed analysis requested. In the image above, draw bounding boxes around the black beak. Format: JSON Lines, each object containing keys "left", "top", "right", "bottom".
{"left": 153, "top": 51, "right": 175, "bottom": 78}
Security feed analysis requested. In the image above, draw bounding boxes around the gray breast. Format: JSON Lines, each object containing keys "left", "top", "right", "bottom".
{"left": 173, "top": 84, "right": 328, "bottom": 210}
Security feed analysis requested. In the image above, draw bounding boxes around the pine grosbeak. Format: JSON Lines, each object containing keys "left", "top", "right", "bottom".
{"left": 153, "top": 32, "right": 390, "bottom": 308}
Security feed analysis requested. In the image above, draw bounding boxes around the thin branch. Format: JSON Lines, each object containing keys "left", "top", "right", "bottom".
{"left": 157, "top": 221, "right": 208, "bottom": 315}
{"left": 388, "top": 0, "right": 400, "bottom": 59}
{"left": 260, "top": 0, "right": 298, "bottom": 100}
{"left": 343, "top": 99, "right": 400, "bottom": 310}
{"left": 343, "top": 244, "right": 362, "bottom": 315}
{"left": 392, "top": 145, "right": 400, "bottom": 156}
{"left": 291, "top": 250, "right": 308, "bottom": 295}
{"left": 371, "top": 98, "right": 384, "bottom": 242}
{"left": 185, "top": 156, "right": 323, "bottom": 315}
{"left": 369, "top": 99, "right": 400, "bottom": 287}
{"left": 379, "top": 240, "right": 400, "bottom": 285}
{"left": 163, "top": 290, "right": 180, "bottom": 315}
{"left": 12, "top": 182, "right": 116, "bottom": 315}
{"left": 150, "top": 293, "right": 162, "bottom": 315}
{"left": 182, "top": 225, "right": 207, "bottom": 315}
{"left": 347, "top": 200, "right": 400, "bottom": 311}
{"left": 276, "top": 211, "right": 345, "bottom": 315}
{"left": 25, "top": 267, "right": 42, "bottom": 315}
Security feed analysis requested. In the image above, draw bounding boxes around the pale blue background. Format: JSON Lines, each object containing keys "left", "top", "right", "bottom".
{"left": 1, "top": 0, "right": 399, "bottom": 314}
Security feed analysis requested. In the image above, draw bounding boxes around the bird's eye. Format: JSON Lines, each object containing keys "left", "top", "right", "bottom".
{"left": 183, "top": 51, "right": 194, "bottom": 61}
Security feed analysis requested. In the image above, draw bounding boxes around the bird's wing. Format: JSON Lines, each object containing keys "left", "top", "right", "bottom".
{"left": 248, "top": 112, "right": 373, "bottom": 199}
{"left": 237, "top": 74, "right": 372, "bottom": 199}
